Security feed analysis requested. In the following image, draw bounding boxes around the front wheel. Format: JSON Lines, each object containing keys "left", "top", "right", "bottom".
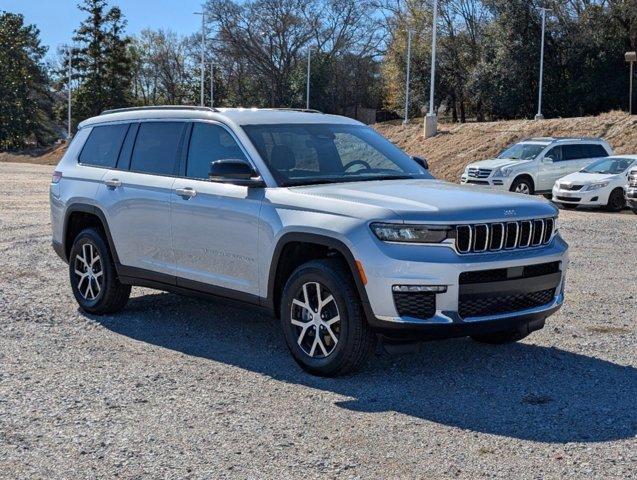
{"left": 606, "top": 188, "right": 625, "bottom": 212}
{"left": 69, "top": 228, "right": 131, "bottom": 315}
{"left": 510, "top": 177, "right": 534, "bottom": 195}
{"left": 280, "top": 259, "right": 376, "bottom": 376}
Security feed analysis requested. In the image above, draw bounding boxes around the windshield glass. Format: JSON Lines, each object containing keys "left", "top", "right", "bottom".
{"left": 242, "top": 123, "right": 432, "bottom": 186}
{"left": 497, "top": 143, "right": 546, "bottom": 160}
{"left": 582, "top": 158, "right": 635, "bottom": 174}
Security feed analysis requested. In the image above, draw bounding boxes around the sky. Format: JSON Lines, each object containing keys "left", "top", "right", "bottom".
{"left": 1, "top": 0, "right": 203, "bottom": 58}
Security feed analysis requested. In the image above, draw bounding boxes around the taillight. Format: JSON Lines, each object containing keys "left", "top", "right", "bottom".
{"left": 52, "top": 171, "right": 63, "bottom": 184}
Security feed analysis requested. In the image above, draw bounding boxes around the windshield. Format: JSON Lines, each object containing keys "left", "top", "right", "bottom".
{"left": 582, "top": 158, "right": 635, "bottom": 174}
{"left": 242, "top": 123, "right": 432, "bottom": 186}
{"left": 497, "top": 143, "right": 546, "bottom": 160}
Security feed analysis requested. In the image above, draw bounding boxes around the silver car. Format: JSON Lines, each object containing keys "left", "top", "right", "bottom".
{"left": 50, "top": 106, "right": 568, "bottom": 376}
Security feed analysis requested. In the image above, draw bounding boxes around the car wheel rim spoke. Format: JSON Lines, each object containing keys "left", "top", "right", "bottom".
{"left": 290, "top": 281, "right": 341, "bottom": 359}
{"left": 74, "top": 242, "right": 104, "bottom": 301}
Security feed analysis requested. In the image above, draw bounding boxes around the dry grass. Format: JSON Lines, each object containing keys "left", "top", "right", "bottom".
{"left": 0, "top": 142, "right": 68, "bottom": 166}
{"left": 374, "top": 111, "right": 637, "bottom": 182}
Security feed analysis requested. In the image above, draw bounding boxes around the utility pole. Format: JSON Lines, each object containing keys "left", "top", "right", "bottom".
{"left": 535, "top": 7, "right": 549, "bottom": 120}
{"left": 194, "top": 11, "right": 206, "bottom": 106}
{"left": 403, "top": 29, "right": 412, "bottom": 125}
{"left": 210, "top": 63, "right": 215, "bottom": 108}
{"left": 424, "top": 1, "right": 438, "bottom": 137}
{"left": 626, "top": 52, "right": 636, "bottom": 115}
{"left": 306, "top": 47, "right": 312, "bottom": 110}
{"left": 67, "top": 46, "right": 72, "bottom": 139}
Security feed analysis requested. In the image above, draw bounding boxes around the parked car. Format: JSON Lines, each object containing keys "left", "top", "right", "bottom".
{"left": 461, "top": 137, "right": 613, "bottom": 195}
{"left": 625, "top": 167, "right": 637, "bottom": 214}
{"left": 552, "top": 156, "right": 637, "bottom": 211}
{"left": 50, "top": 106, "right": 568, "bottom": 376}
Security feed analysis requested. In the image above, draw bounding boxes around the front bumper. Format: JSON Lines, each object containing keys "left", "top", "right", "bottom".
{"left": 357, "top": 234, "right": 568, "bottom": 338}
{"left": 552, "top": 185, "right": 608, "bottom": 206}
{"left": 625, "top": 186, "right": 637, "bottom": 208}
{"left": 460, "top": 174, "right": 513, "bottom": 190}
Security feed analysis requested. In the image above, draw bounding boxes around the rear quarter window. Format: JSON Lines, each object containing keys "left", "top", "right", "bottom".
{"left": 78, "top": 124, "right": 129, "bottom": 168}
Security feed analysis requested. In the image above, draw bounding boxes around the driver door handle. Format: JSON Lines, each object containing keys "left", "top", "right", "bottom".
{"left": 175, "top": 187, "right": 197, "bottom": 198}
{"left": 105, "top": 178, "right": 122, "bottom": 189}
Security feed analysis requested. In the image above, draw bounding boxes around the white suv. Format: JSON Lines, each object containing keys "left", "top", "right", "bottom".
{"left": 50, "top": 107, "right": 568, "bottom": 376}
{"left": 461, "top": 138, "right": 613, "bottom": 195}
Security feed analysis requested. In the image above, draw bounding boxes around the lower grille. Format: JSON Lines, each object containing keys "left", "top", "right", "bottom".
{"left": 393, "top": 292, "right": 436, "bottom": 319}
{"left": 556, "top": 196, "right": 581, "bottom": 202}
{"left": 459, "top": 262, "right": 560, "bottom": 285}
{"left": 459, "top": 289, "right": 555, "bottom": 318}
{"left": 465, "top": 180, "right": 490, "bottom": 185}
{"left": 558, "top": 183, "right": 583, "bottom": 191}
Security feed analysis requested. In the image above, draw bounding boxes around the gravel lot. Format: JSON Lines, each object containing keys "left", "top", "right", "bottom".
{"left": 1, "top": 162, "right": 636, "bottom": 479}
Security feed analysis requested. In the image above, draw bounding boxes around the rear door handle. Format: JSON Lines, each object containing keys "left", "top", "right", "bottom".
{"left": 175, "top": 187, "right": 197, "bottom": 198}
{"left": 105, "top": 178, "right": 122, "bottom": 189}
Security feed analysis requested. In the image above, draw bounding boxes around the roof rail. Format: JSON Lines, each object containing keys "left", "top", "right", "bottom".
{"left": 524, "top": 136, "right": 603, "bottom": 143}
{"left": 262, "top": 107, "right": 324, "bottom": 114}
{"left": 101, "top": 105, "right": 218, "bottom": 115}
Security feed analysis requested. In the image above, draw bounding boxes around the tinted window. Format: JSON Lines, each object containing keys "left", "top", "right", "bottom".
{"left": 545, "top": 146, "right": 562, "bottom": 162}
{"left": 186, "top": 123, "right": 249, "bottom": 179}
{"left": 79, "top": 124, "right": 129, "bottom": 168}
{"left": 586, "top": 144, "right": 609, "bottom": 158}
{"left": 563, "top": 145, "right": 586, "bottom": 160}
{"left": 130, "top": 122, "right": 185, "bottom": 175}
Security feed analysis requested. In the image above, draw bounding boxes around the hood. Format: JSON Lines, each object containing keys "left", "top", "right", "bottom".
{"left": 558, "top": 172, "right": 620, "bottom": 184}
{"left": 289, "top": 179, "right": 557, "bottom": 223}
{"left": 466, "top": 158, "right": 532, "bottom": 171}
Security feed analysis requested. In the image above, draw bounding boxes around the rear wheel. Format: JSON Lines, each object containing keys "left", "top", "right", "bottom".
{"left": 510, "top": 177, "right": 534, "bottom": 195}
{"left": 69, "top": 228, "right": 131, "bottom": 314}
{"left": 280, "top": 259, "right": 376, "bottom": 376}
{"left": 606, "top": 188, "right": 625, "bottom": 212}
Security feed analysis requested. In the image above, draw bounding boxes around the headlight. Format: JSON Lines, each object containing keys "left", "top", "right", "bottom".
{"left": 493, "top": 167, "right": 512, "bottom": 178}
{"left": 370, "top": 223, "right": 453, "bottom": 243}
{"left": 583, "top": 182, "right": 609, "bottom": 191}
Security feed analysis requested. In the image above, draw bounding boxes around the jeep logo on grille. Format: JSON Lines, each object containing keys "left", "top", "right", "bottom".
{"left": 503, "top": 209, "right": 516, "bottom": 217}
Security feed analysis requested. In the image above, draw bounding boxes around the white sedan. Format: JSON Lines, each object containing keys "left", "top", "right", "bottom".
{"left": 552, "top": 155, "right": 637, "bottom": 211}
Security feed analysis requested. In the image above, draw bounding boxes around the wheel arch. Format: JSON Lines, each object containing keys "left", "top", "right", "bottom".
{"left": 511, "top": 173, "right": 535, "bottom": 193}
{"left": 63, "top": 204, "right": 120, "bottom": 266}
{"left": 265, "top": 232, "right": 372, "bottom": 321}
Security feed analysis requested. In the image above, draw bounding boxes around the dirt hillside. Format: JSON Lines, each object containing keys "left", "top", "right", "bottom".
{"left": 375, "top": 111, "right": 637, "bottom": 181}
{"left": 2, "top": 111, "right": 636, "bottom": 182}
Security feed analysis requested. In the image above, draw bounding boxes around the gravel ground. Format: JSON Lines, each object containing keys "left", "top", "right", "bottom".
{"left": 1, "top": 162, "right": 636, "bottom": 479}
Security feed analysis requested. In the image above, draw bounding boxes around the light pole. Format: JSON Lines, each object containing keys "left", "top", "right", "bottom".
{"left": 424, "top": 1, "right": 438, "bottom": 138}
{"left": 403, "top": 29, "right": 412, "bottom": 125}
{"left": 67, "top": 46, "right": 72, "bottom": 139}
{"left": 306, "top": 46, "right": 312, "bottom": 110}
{"left": 626, "top": 52, "right": 636, "bottom": 115}
{"left": 535, "top": 7, "right": 550, "bottom": 120}
{"left": 210, "top": 62, "right": 215, "bottom": 108}
{"left": 194, "top": 11, "right": 206, "bottom": 106}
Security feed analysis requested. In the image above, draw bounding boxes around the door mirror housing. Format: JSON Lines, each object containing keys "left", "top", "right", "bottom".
{"left": 542, "top": 156, "right": 555, "bottom": 164}
{"left": 209, "top": 159, "right": 265, "bottom": 187}
{"left": 412, "top": 156, "right": 429, "bottom": 170}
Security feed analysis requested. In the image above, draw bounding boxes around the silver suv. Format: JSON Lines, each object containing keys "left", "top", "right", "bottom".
{"left": 461, "top": 137, "right": 613, "bottom": 195}
{"left": 50, "top": 107, "right": 568, "bottom": 376}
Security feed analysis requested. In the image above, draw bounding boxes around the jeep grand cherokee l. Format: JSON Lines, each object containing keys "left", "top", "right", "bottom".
{"left": 50, "top": 106, "right": 568, "bottom": 376}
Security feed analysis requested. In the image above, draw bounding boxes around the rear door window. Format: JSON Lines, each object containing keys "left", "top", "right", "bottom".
{"left": 186, "top": 123, "right": 249, "bottom": 179}
{"left": 130, "top": 122, "right": 186, "bottom": 175}
{"left": 79, "top": 124, "right": 129, "bottom": 168}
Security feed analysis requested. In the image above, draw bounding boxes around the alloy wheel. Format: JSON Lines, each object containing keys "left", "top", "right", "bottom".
{"left": 73, "top": 243, "right": 103, "bottom": 300}
{"left": 290, "top": 282, "right": 341, "bottom": 358}
{"left": 515, "top": 183, "right": 531, "bottom": 194}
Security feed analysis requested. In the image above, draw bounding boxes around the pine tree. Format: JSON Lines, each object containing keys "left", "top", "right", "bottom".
{"left": 0, "top": 11, "right": 55, "bottom": 149}
{"left": 71, "top": 0, "right": 133, "bottom": 122}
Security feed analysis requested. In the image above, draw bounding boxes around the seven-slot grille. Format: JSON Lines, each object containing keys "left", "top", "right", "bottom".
{"left": 455, "top": 218, "right": 554, "bottom": 254}
{"left": 558, "top": 183, "right": 583, "bottom": 191}
{"left": 629, "top": 170, "right": 637, "bottom": 188}
{"left": 467, "top": 167, "right": 492, "bottom": 179}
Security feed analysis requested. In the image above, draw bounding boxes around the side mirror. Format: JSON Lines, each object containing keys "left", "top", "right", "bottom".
{"left": 209, "top": 159, "right": 265, "bottom": 187}
{"left": 542, "top": 156, "right": 554, "bottom": 164}
{"left": 412, "top": 156, "right": 429, "bottom": 170}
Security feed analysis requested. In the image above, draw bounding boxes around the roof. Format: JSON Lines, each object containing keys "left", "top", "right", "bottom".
{"left": 78, "top": 106, "right": 363, "bottom": 129}
{"left": 522, "top": 137, "right": 607, "bottom": 144}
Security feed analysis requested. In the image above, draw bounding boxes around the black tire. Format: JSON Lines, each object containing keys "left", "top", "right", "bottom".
{"left": 471, "top": 330, "right": 530, "bottom": 344}
{"left": 632, "top": 209, "right": 637, "bottom": 215}
{"left": 280, "top": 259, "right": 376, "bottom": 376}
{"left": 510, "top": 177, "right": 534, "bottom": 195}
{"left": 606, "top": 188, "right": 625, "bottom": 212}
{"left": 69, "top": 228, "right": 131, "bottom": 315}
{"left": 560, "top": 203, "right": 578, "bottom": 210}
